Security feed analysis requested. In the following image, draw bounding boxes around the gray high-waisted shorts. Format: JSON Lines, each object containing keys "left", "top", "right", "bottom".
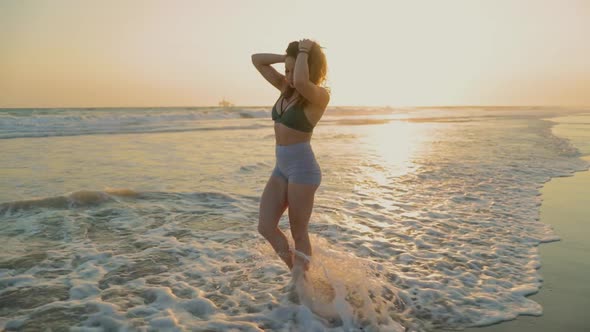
{"left": 271, "top": 141, "right": 322, "bottom": 185}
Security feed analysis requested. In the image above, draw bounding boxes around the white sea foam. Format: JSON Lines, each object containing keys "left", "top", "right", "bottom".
{"left": 0, "top": 107, "right": 589, "bottom": 331}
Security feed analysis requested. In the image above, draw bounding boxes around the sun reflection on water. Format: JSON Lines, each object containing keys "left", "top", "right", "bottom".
{"left": 349, "top": 121, "right": 440, "bottom": 189}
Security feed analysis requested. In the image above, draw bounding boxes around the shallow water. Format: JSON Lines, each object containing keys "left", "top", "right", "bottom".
{"left": 1, "top": 106, "right": 589, "bottom": 331}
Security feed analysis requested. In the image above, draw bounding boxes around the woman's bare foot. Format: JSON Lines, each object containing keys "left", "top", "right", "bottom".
{"left": 293, "top": 249, "right": 311, "bottom": 274}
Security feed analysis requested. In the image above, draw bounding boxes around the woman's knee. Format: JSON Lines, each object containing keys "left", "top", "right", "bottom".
{"left": 258, "top": 221, "right": 276, "bottom": 238}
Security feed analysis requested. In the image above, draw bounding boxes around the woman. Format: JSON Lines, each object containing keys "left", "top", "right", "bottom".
{"left": 251, "top": 39, "right": 330, "bottom": 273}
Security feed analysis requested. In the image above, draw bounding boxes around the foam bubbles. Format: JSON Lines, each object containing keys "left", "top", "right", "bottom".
{"left": 1, "top": 108, "right": 589, "bottom": 331}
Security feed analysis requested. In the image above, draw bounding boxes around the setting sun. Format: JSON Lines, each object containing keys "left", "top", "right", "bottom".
{"left": 1, "top": 2, "right": 590, "bottom": 331}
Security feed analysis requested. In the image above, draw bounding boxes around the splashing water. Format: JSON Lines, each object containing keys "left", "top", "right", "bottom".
{"left": 263, "top": 235, "right": 410, "bottom": 331}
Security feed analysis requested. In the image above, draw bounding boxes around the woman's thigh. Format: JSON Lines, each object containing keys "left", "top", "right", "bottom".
{"left": 259, "top": 175, "right": 289, "bottom": 229}
{"left": 287, "top": 182, "right": 319, "bottom": 237}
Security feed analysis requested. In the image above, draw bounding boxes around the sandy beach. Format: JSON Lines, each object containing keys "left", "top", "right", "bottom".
{"left": 453, "top": 155, "right": 590, "bottom": 332}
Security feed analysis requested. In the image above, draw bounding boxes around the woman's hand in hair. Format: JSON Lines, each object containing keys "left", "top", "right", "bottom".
{"left": 298, "top": 39, "right": 314, "bottom": 51}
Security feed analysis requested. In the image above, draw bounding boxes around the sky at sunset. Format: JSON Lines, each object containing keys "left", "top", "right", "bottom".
{"left": 1, "top": 0, "right": 589, "bottom": 108}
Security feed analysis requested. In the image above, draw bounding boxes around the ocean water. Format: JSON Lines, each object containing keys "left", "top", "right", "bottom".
{"left": 0, "top": 106, "right": 589, "bottom": 331}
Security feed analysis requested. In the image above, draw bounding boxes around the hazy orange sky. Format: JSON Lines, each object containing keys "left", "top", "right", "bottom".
{"left": 1, "top": 0, "right": 589, "bottom": 108}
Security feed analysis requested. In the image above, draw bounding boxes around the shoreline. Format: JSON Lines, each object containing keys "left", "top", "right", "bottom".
{"left": 442, "top": 155, "right": 590, "bottom": 332}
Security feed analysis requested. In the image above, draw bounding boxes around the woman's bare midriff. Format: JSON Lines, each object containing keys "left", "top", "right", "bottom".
{"left": 274, "top": 123, "right": 312, "bottom": 146}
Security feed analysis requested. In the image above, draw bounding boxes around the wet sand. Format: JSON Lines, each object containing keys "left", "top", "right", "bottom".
{"left": 447, "top": 156, "right": 590, "bottom": 331}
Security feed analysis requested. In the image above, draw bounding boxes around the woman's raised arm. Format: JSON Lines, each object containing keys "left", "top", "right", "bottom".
{"left": 251, "top": 53, "right": 287, "bottom": 91}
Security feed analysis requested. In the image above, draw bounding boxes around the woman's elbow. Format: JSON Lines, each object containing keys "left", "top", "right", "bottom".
{"left": 293, "top": 79, "right": 307, "bottom": 90}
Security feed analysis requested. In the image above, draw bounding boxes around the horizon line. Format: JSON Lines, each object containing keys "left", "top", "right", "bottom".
{"left": 1, "top": 104, "right": 589, "bottom": 110}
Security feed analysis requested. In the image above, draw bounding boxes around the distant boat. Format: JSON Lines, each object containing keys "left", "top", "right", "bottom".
{"left": 218, "top": 98, "right": 234, "bottom": 108}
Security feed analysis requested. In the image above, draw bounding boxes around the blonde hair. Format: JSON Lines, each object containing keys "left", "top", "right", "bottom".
{"left": 282, "top": 40, "right": 330, "bottom": 107}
